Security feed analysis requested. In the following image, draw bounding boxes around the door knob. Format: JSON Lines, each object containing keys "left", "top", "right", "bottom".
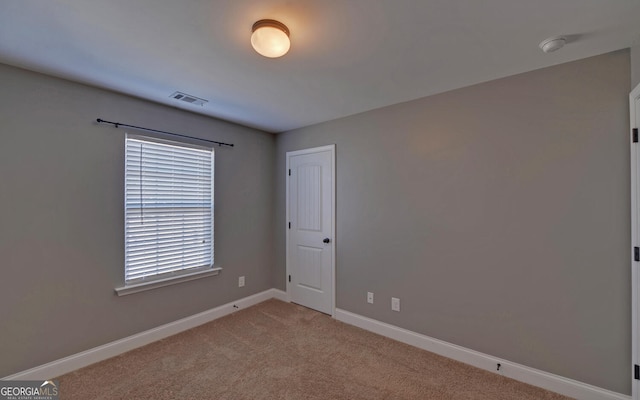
{"left": 323, "top": 238, "right": 331, "bottom": 243}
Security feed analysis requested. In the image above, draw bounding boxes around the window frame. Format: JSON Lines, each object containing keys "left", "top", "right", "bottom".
{"left": 115, "top": 134, "right": 220, "bottom": 296}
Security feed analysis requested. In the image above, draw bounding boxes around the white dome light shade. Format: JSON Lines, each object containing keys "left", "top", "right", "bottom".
{"left": 251, "top": 19, "right": 290, "bottom": 58}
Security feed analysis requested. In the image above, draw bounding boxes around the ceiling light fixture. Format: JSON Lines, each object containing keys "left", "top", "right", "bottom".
{"left": 539, "top": 36, "right": 566, "bottom": 53}
{"left": 251, "top": 19, "right": 290, "bottom": 58}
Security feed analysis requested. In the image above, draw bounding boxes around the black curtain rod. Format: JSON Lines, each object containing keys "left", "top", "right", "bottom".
{"left": 96, "top": 118, "right": 234, "bottom": 147}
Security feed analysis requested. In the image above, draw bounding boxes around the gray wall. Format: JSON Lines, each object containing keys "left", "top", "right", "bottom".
{"left": 0, "top": 64, "right": 275, "bottom": 377}
{"left": 275, "top": 50, "right": 631, "bottom": 394}
{"left": 633, "top": 43, "right": 640, "bottom": 89}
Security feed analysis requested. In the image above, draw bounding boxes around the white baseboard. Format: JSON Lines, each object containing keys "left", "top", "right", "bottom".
{"left": 3, "top": 288, "right": 287, "bottom": 381}
{"left": 335, "top": 308, "right": 629, "bottom": 400}
{"left": 6, "top": 292, "right": 625, "bottom": 400}
{"left": 270, "top": 288, "right": 288, "bottom": 302}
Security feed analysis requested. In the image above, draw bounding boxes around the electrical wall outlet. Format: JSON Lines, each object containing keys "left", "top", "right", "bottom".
{"left": 238, "top": 276, "right": 245, "bottom": 287}
{"left": 391, "top": 297, "right": 400, "bottom": 312}
{"left": 367, "top": 292, "right": 374, "bottom": 304}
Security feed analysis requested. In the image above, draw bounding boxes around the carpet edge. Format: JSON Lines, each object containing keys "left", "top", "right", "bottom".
{"left": 2, "top": 288, "right": 288, "bottom": 380}
{"left": 334, "top": 308, "right": 629, "bottom": 400}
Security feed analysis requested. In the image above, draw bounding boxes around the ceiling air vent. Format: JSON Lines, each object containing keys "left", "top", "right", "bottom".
{"left": 170, "top": 91, "right": 208, "bottom": 107}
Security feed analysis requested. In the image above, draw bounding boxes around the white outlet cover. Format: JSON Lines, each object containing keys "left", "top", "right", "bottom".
{"left": 367, "top": 292, "right": 374, "bottom": 304}
{"left": 238, "top": 276, "right": 245, "bottom": 287}
{"left": 391, "top": 297, "right": 400, "bottom": 312}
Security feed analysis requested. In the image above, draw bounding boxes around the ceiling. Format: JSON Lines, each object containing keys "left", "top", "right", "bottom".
{"left": 0, "top": 1, "right": 638, "bottom": 133}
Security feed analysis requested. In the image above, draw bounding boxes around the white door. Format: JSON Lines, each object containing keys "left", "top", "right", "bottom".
{"left": 286, "top": 145, "right": 335, "bottom": 315}
{"left": 631, "top": 83, "right": 640, "bottom": 400}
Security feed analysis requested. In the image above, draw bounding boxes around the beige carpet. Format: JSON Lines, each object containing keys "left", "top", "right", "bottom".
{"left": 58, "top": 299, "right": 572, "bottom": 399}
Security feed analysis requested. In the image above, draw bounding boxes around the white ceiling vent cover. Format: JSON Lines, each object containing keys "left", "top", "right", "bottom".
{"left": 170, "top": 91, "right": 208, "bottom": 107}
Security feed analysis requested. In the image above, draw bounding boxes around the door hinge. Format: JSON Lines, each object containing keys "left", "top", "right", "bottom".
{"left": 635, "top": 364, "right": 639, "bottom": 380}
{"left": 633, "top": 128, "right": 638, "bottom": 143}
{"left": 635, "top": 247, "right": 639, "bottom": 262}
{"left": 288, "top": 222, "right": 291, "bottom": 229}
{"left": 288, "top": 275, "right": 291, "bottom": 283}
{"left": 288, "top": 169, "right": 291, "bottom": 176}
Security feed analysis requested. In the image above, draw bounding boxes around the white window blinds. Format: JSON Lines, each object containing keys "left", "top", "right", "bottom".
{"left": 125, "top": 135, "right": 214, "bottom": 283}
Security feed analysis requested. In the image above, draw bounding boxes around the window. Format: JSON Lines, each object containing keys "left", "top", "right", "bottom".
{"left": 124, "top": 135, "right": 214, "bottom": 285}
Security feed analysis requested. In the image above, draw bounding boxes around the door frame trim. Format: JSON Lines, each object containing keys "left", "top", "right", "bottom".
{"left": 631, "top": 82, "right": 640, "bottom": 400}
{"left": 286, "top": 144, "right": 336, "bottom": 317}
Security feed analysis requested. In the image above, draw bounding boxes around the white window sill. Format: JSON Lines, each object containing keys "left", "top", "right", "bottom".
{"left": 115, "top": 267, "right": 222, "bottom": 296}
